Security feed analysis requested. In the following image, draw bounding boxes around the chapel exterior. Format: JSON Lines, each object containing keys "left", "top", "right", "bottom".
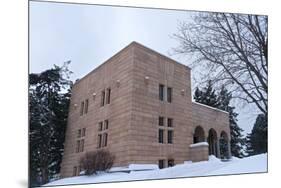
{"left": 60, "top": 42, "right": 231, "bottom": 178}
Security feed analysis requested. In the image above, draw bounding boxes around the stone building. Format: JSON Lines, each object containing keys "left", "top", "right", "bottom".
{"left": 60, "top": 42, "right": 231, "bottom": 178}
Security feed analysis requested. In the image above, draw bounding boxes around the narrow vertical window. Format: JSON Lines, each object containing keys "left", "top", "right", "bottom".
{"left": 77, "top": 129, "right": 81, "bottom": 138}
{"left": 103, "top": 133, "right": 108, "bottom": 147}
{"left": 104, "top": 120, "right": 108, "bottom": 130}
{"left": 82, "top": 128, "right": 86, "bottom": 137}
{"left": 106, "top": 88, "right": 111, "bottom": 104}
{"left": 98, "top": 122, "right": 103, "bottom": 131}
{"left": 101, "top": 90, "right": 105, "bottom": 106}
{"left": 80, "top": 139, "right": 84, "bottom": 152}
{"left": 167, "top": 87, "right": 172, "bottom": 103}
{"left": 76, "top": 140, "right": 80, "bottom": 153}
{"left": 84, "top": 99, "right": 89, "bottom": 114}
{"left": 159, "top": 84, "right": 164, "bottom": 101}
{"left": 80, "top": 101, "right": 84, "bottom": 115}
{"left": 167, "top": 118, "right": 173, "bottom": 127}
{"left": 159, "top": 129, "right": 164, "bottom": 143}
{"left": 159, "top": 117, "right": 164, "bottom": 126}
{"left": 159, "top": 160, "right": 165, "bottom": 169}
{"left": 168, "top": 159, "right": 174, "bottom": 167}
{"left": 98, "top": 134, "right": 102, "bottom": 148}
{"left": 168, "top": 130, "right": 173, "bottom": 144}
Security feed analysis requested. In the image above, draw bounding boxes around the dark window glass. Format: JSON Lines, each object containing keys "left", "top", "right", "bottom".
{"left": 101, "top": 90, "right": 105, "bottom": 106}
{"left": 98, "top": 134, "right": 102, "bottom": 148}
{"left": 76, "top": 140, "right": 80, "bottom": 153}
{"left": 77, "top": 129, "right": 81, "bottom": 138}
{"left": 159, "top": 129, "right": 164, "bottom": 143}
{"left": 167, "top": 118, "right": 173, "bottom": 127}
{"left": 168, "top": 130, "right": 173, "bottom": 144}
{"left": 82, "top": 128, "right": 86, "bottom": 137}
{"left": 98, "top": 122, "right": 103, "bottom": 131}
{"left": 168, "top": 159, "right": 174, "bottom": 167}
{"left": 159, "top": 117, "right": 164, "bottom": 126}
{"left": 103, "top": 133, "right": 108, "bottom": 147}
{"left": 106, "top": 88, "right": 111, "bottom": 104}
{"left": 84, "top": 99, "right": 89, "bottom": 114}
{"left": 167, "top": 87, "right": 172, "bottom": 103}
{"left": 80, "top": 101, "right": 84, "bottom": 115}
{"left": 159, "top": 160, "right": 165, "bottom": 169}
{"left": 159, "top": 84, "right": 164, "bottom": 101}
{"left": 73, "top": 166, "right": 77, "bottom": 176}
{"left": 104, "top": 120, "right": 108, "bottom": 130}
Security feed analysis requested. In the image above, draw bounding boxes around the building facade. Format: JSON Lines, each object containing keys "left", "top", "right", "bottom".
{"left": 60, "top": 42, "right": 231, "bottom": 178}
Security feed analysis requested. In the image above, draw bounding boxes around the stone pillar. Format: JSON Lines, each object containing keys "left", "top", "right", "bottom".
{"left": 216, "top": 140, "right": 221, "bottom": 159}
{"left": 227, "top": 141, "right": 232, "bottom": 159}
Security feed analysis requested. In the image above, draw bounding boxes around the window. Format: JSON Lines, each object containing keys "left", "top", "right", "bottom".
{"left": 167, "top": 118, "right": 173, "bottom": 127}
{"left": 82, "top": 128, "right": 86, "bottom": 137}
{"left": 168, "top": 159, "right": 174, "bottom": 167}
{"left": 159, "top": 160, "right": 165, "bottom": 169}
{"left": 106, "top": 88, "right": 111, "bottom": 104}
{"left": 80, "top": 101, "right": 84, "bottom": 116}
{"left": 80, "top": 139, "right": 84, "bottom": 152}
{"left": 159, "top": 84, "right": 164, "bottom": 101}
{"left": 168, "top": 130, "right": 173, "bottom": 144}
{"left": 159, "top": 129, "right": 164, "bottom": 143}
{"left": 103, "top": 133, "right": 108, "bottom": 147}
{"left": 98, "top": 122, "right": 103, "bottom": 131}
{"left": 101, "top": 90, "right": 105, "bottom": 106}
{"left": 104, "top": 120, "right": 108, "bottom": 130}
{"left": 76, "top": 140, "right": 80, "bottom": 153}
{"left": 98, "top": 134, "right": 102, "bottom": 148}
{"left": 84, "top": 99, "right": 89, "bottom": 114}
{"left": 77, "top": 129, "right": 81, "bottom": 138}
{"left": 159, "top": 116, "right": 164, "bottom": 126}
{"left": 73, "top": 166, "right": 77, "bottom": 176}
{"left": 97, "top": 120, "right": 109, "bottom": 148}
{"left": 167, "top": 87, "right": 172, "bottom": 103}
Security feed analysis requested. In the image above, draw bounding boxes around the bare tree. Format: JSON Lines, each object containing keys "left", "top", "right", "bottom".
{"left": 173, "top": 13, "right": 268, "bottom": 115}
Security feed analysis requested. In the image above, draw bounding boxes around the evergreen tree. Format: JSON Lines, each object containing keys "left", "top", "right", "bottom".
{"left": 194, "top": 82, "right": 245, "bottom": 158}
{"left": 246, "top": 114, "right": 268, "bottom": 156}
{"left": 218, "top": 86, "right": 245, "bottom": 158}
{"left": 29, "top": 61, "right": 72, "bottom": 186}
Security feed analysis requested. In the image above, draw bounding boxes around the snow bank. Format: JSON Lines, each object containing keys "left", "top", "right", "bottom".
{"left": 128, "top": 164, "right": 159, "bottom": 171}
{"left": 189, "top": 142, "right": 209, "bottom": 148}
{"left": 44, "top": 154, "right": 267, "bottom": 186}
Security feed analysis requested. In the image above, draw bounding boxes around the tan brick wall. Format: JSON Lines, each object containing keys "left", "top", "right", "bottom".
{"left": 60, "top": 42, "right": 230, "bottom": 178}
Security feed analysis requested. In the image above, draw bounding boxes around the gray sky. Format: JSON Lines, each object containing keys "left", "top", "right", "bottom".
{"left": 30, "top": 1, "right": 259, "bottom": 135}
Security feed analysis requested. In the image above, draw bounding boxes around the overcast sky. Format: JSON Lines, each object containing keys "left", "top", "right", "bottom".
{"left": 30, "top": 1, "right": 260, "bottom": 135}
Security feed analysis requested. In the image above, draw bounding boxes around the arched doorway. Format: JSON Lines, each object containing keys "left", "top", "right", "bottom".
{"left": 220, "top": 131, "right": 230, "bottom": 159}
{"left": 193, "top": 126, "right": 205, "bottom": 143}
{"left": 207, "top": 129, "right": 219, "bottom": 157}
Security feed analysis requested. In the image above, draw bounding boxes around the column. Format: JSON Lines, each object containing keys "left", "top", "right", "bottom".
{"left": 216, "top": 140, "right": 221, "bottom": 159}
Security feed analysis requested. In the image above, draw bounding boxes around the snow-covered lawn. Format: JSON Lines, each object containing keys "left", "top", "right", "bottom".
{"left": 45, "top": 154, "right": 267, "bottom": 186}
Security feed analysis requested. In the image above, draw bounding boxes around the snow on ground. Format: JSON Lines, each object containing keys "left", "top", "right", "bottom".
{"left": 44, "top": 154, "right": 267, "bottom": 186}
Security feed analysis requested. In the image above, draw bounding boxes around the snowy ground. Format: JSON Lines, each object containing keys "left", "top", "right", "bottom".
{"left": 44, "top": 154, "right": 267, "bottom": 187}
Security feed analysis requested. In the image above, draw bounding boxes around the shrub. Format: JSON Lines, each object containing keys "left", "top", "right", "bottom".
{"left": 79, "top": 150, "right": 115, "bottom": 175}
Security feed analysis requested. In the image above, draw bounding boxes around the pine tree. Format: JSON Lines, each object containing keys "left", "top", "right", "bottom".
{"left": 218, "top": 86, "right": 245, "bottom": 158}
{"left": 246, "top": 114, "right": 268, "bottom": 156}
{"left": 29, "top": 61, "right": 72, "bottom": 186}
{"left": 194, "top": 82, "right": 245, "bottom": 158}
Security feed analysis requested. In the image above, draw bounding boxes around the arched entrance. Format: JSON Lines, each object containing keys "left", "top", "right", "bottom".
{"left": 207, "top": 129, "right": 219, "bottom": 158}
{"left": 193, "top": 126, "right": 205, "bottom": 143}
{"left": 220, "top": 131, "right": 230, "bottom": 159}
